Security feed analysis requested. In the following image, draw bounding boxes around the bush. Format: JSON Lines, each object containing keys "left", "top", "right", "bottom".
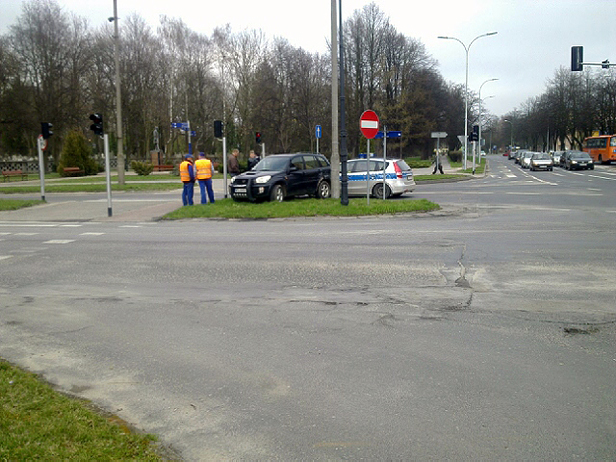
{"left": 131, "top": 161, "right": 153, "bottom": 176}
{"left": 448, "top": 151, "right": 463, "bottom": 163}
{"left": 57, "top": 130, "right": 98, "bottom": 176}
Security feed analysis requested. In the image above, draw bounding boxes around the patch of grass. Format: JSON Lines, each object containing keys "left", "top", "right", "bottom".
{"left": 0, "top": 199, "right": 45, "bottom": 211}
{"left": 164, "top": 197, "right": 440, "bottom": 220}
{"left": 415, "top": 174, "right": 468, "bottom": 182}
{"left": 0, "top": 359, "right": 164, "bottom": 460}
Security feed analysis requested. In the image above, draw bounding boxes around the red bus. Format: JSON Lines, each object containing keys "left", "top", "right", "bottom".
{"left": 583, "top": 135, "right": 616, "bottom": 164}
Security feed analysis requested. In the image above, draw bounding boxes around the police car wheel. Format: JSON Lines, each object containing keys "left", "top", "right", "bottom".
{"left": 372, "top": 183, "right": 391, "bottom": 199}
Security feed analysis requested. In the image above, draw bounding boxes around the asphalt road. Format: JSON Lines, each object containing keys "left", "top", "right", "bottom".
{"left": 1, "top": 156, "right": 615, "bottom": 460}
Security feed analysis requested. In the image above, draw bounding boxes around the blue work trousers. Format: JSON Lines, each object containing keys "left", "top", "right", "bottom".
{"left": 182, "top": 181, "right": 194, "bottom": 206}
{"left": 198, "top": 179, "right": 215, "bottom": 204}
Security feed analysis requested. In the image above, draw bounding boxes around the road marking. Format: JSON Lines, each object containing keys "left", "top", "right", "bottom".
{"left": 80, "top": 232, "right": 105, "bottom": 236}
{"left": 43, "top": 240, "right": 76, "bottom": 244}
{"left": 0, "top": 255, "right": 13, "bottom": 261}
{"left": 0, "top": 232, "right": 10, "bottom": 235}
{"left": 60, "top": 224, "right": 83, "bottom": 227}
{"left": 120, "top": 225, "right": 142, "bottom": 228}
{"left": 14, "top": 232, "right": 39, "bottom": 236}
{"left": 588, "top": 174, "right": 616, "bottom": 182}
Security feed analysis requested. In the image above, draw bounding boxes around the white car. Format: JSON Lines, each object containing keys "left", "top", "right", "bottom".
{"left": 343, "top": 158, "right": 415, "bottom": 198}
{"left": 520, "top": 151, "right": 534, "bottom": 169}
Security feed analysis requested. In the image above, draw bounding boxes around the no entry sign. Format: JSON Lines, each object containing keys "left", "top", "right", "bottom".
{"left": 360, "top": 110, "right": 379, "bottom": 139}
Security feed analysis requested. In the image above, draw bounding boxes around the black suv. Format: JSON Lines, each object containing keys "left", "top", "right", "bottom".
{"left": 229, "top": 153, "right": 331, "bottom": 202}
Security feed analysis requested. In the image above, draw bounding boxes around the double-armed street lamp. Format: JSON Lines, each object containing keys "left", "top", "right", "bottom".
{"left": 438, "top": 31, "right": 498, "bottom": 170}
{"left": 475, "top": 78, "right": 498, "bottom": 172}
{"left": 503, "top": 119, "right": 514, "bottom": 150}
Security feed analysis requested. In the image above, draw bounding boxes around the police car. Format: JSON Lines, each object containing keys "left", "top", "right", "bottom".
{"left": 344, "top": 158, "right": 415, "bottom": 198}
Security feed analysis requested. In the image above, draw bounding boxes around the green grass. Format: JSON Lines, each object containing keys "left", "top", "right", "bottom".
{"left": 0, "top": 198, "right": 45, "bottom": 211}
{"left": 164, "top": 197, "right": 440, "bottom": 220}
{"left": 0, "top": 359, "right": 165, "bottom": 460}
{"left": 415, "top": 174, "right": 468, "bottom": 182}
{"left": 0, "top": 182, "right": 182, "bottom": 194}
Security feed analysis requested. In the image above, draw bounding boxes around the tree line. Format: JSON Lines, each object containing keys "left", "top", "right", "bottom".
{"left": 0, "top": 0, "right": 474, "bottom": 167}
{"left": 500, "top": 67, "right": 616, "bottom": 152}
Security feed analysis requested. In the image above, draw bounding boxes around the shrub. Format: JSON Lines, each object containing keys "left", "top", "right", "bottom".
{"left": 131, "top": 161, "right": 153, "bottom": 176}
{"left": 448, "top": 151, "right": 463, "bottom": 163}
{"left": 57, "top": 130, "right": 98, "bottom": 176}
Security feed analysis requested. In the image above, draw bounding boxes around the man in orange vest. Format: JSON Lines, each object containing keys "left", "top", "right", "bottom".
{"left": 195, "top": 152, "right": 215, "bottom": 204}
{"left": 180, "top": 154, "right": 195, "bottom": 206}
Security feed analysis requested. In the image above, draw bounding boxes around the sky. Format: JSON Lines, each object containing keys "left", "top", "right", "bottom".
{"left": 1, "top": 0, "right": 614, "bottom": 117}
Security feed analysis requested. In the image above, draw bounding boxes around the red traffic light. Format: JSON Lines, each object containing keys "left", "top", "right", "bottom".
{"left": 255, "top": 131, "right": 262, "bottom": 144}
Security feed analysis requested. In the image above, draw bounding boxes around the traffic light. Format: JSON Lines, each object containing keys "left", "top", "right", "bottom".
{"left": 571, "top": 46, "right": 583, "bottom": 72}
{"left": 41, "top": 122, "right": 53, "bottom": 139}
{"left": 469, "top": 125, "right": 479, "bottom": 142}
{"left": 255, "top": 131, "right": 262, "bottom": 144}
{"left": 89, "top": 113, "right": 103, "bottom": 136}
{"left": 214, "top": 120, "right": 223, "bottom": 138}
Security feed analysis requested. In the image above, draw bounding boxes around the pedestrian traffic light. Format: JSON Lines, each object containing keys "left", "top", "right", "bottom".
{"left": 41, "top": 122, "right": 53, "bottom": 139}
{"left": 214, "top": 120, "right": 223, "bottom": 138}
{"left": 89, "top": 113, "right": 104, "bottom": 136}
{"left": 469, "top": 125, "right": 479, "bottom": 142}
{"left": 571, "top": 46, "right": 583, "bottom": 72}
{"left": 255, "top": 131, "right": 262, "bottom": 144}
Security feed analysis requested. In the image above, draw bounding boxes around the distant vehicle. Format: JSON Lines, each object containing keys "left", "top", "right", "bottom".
{"left": 345, "top": 158, "right": 415, "bottom": 198}
{"left": 559, "top": 151, "right": 572, "bottom": 168}
{"left": 529, "top": 152, "right": 554, "bottom": 171}
{"left": 519, "top": 151, "right": 534, "bottom": 169}
{"left": 564, "top": 150, "right": 594, "bottom": 170}
{"left": 583, "top": 135, "right": 616, "bottom": 164}
{"left": 229, "top": 153, "right": 331, "bottom": 202}
{"left": 552, "top": 151, "right": 564, "bottom": 166}
{"left": 514, "top": 150, "right": 528, "bottom": 164}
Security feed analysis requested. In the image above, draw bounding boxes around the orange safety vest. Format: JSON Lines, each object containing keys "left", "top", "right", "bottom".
{"left": 195, "top": 158, "right": 212, "bottom": 180}
{"left": 179, "top": 160, "right": 193, "bottom": 182}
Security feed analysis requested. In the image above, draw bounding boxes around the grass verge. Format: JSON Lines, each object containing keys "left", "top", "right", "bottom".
{"left": 0, "top": 183, "right": 181, "bottom": 194}
{"left": 0, "top": 359, "right": 164, "bottom": 460}
{"left": 163, "top": 197, "right": 440, "bottom": 220}
{"left": 0, "top": 199, "right": 45, "bottom": 211}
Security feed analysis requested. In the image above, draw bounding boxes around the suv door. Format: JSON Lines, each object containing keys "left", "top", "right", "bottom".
{"left": 286, "top": 155, "right": 306, "bottom": 196}
{"left": 302, "top": 155, "right": 324, "bottom": 195}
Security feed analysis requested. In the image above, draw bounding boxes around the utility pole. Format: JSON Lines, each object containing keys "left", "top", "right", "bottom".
{"left": 112, "top": 0, "right": 125, "bottom": 184}
{"left": 331, "top": 0, "right": 340, "bottom": 199}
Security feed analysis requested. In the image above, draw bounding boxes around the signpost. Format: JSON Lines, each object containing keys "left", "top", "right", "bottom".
{"left": 360, "top": 110, "right": 380, "bottom": 204}
{"left": 315, "top": 124, "right": 322, "bottom": 153}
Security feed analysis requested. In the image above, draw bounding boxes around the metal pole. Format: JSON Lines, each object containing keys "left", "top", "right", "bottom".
{"left": 104, "top": 134, "right": 112, "bottom": 217}
{"left": 37, "top": 136, "right": 45, "bottom": 201}
{"left": 339, "top": 0, "right": 348, "bottom": 206}
{"left": 366, "top": 139, "right": 370, "bottom": 205}
{"left": 223, "top": 136, "right": 228, "bottom": 198}
{"left": 382, "top": 126, "right": 387, "bottom": 200}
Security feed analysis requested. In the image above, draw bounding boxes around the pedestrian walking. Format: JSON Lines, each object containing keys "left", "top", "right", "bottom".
{"left": 180, "top": 154, "right": 195, "bottom": 206}
{"left": 228, "top": 149, "right": 240, "bottom": 177}
{"left": 195, "top": 152, "right": 215, "bottom": 204}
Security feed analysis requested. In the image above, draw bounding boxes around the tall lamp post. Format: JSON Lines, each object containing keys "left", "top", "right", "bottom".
{"left": 438, "top": 31, "right": 497, "bottom": 170}
{"left": 476, "top": 78, "right": 498, "bottom": 172}
{"left": 503, "top": 119, "right": 513, "bottom": 150}
{"left": 110, "top": 0, "right": 124, "bottom": 184}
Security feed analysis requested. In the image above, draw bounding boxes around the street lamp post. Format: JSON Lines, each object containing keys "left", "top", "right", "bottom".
{"left": 504, "top": 119, "right": 513, "bottom": 150}
{"left": 476, "top": 78, "right": 498, "bottom": 173}
{"left": 111, "top": 0, "right": 124, "bottom": 184}
{"left": 438, "top": 32, "right": 497, "bottom": 170}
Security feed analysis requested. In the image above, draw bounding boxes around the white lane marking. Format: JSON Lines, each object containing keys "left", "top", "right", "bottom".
{"left": 0, "top": 255, "right": 13, "bottom": 261}
{"left": 43, "top": 240, "right": 76, "bottom": 244}
{"left": 14, "top": 233, "right": 39, "bottom": 236}
{"left": 60, "top": 224, "right": 83, "bottom": 227}
{"left": 80, "top": 232, "right": 105, "bottom": 236}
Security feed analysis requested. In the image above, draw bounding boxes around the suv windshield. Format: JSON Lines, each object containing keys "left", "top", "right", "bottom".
{"left": 254, "top": 156, "right": 290, "bottom": 171}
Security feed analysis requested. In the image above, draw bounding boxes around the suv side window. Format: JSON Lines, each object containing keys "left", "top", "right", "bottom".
{"left": 304, "top": 155, "right": 319, "bottom": 170}
{"left": 291, "top": 156, "right": 305, "bottom": 170}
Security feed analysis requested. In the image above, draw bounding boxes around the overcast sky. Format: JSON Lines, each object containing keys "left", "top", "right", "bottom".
{"left": 1, "top": 0, "right": 614, "bottom": 117}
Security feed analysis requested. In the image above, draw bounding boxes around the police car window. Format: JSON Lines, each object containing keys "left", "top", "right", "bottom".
{"left": 372, "top": 161, "right": 383, "bottom": 171}
{"left": 291, "top": 157, "right": 305, "bottom": 170}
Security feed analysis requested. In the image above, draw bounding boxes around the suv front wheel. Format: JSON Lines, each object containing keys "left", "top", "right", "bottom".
{"left": 270, "top": 184, "right": 285, "bottom": 202}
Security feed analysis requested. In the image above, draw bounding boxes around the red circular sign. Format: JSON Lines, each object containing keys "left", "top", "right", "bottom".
{"left": 360, "top": 110, "right": 379, "bottom": 139}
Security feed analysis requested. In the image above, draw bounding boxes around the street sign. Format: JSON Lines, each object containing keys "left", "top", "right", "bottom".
{"left": 38, "top": 134, "right": 48, "bottom": 151}
{"left": 360, "top": 110, "right": 379, "bottom": 139}
{"left": 315, "top": 125, "right": 322, "bottom": 139}
{"left": 374, "top": 131, "right": 401, "bottom": 139}
{"left": 171, "top": 122, "right": 189, "bottom": 130}
{"left": 431, "top": 132, "right": 447, "bottom": 138}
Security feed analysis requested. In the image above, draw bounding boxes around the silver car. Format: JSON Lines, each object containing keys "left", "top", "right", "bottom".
{"left": 344, "top": 158, "right": 416, "bottom": 198}
{"left": 520, "top": 151, "right": 534, "bottom": 169}
{"left": 529, "top": 152, "right": 554, "bottom": 171}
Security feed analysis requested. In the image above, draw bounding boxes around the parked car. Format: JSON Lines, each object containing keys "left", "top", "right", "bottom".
{"left": 229, "top": 153, "right": 331, "bottom": 202}
{"left": 564, "top": 150, "right": 594, "bottom": 170}
{"left": 529, "top": 152, "right": 554, "bottom": 171}
{"left": 551, "top": 151, "right": 564, "bottom": 166}
{"left": 519, "top": 151, "right": 534, "bottom": 169}
{"left": 514, "top": 150, "right": 528, "bottom": 164}
{"left": 345, "top": 158, "right": 415, "bottom": 198}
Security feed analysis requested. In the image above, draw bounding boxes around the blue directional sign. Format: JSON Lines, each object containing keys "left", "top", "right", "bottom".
{"left": 374, "top": 131, "right": 402, "bottom": 139}
{"left": 171, "top": 122, "right": 189, "bottom": 130}
{"left": 315, "top": 125, "right": 322, "bottom": 139}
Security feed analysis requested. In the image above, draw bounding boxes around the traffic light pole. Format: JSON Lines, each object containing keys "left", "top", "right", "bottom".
{"left": 222, "top": 136, "right": 228, "bottom": 198}
{"left": 37, "top": 136, "right": 46, "bottom": 201}
{"left": 104, "top": 134, "right": 113, "bottom": 217}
